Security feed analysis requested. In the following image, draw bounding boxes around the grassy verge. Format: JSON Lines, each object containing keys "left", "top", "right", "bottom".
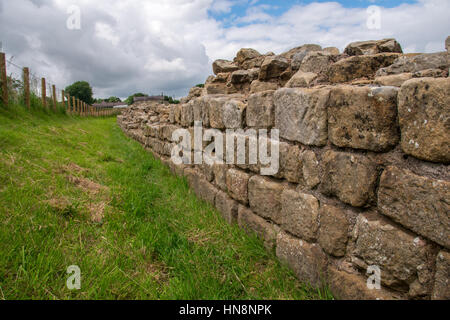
{"left": 0, "top": 103, "right": 332, "bottom": 300}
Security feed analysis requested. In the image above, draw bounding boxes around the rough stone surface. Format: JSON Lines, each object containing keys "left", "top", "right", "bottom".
{"left": 276, "top": 232, "right": 327, "bottom": 287}
{"left": 213, "top": 59, "right": 239, "bottom": 75}
{"left": 328, "top": 267, "right": 402, "bottom": 300}
{"left": 285, "top": 71, "right": 317, "bottom": 88}
{"left": 446, "top": 36, "right": 450, "bottom": 53}
{"left": 259, "top": 56, "right": 290, "bottom": 80}
{"left": 281, "top": 44, "right": 322, "bottom": 60}
{"left": 352, "top": 213, "right": 435, "bottom": 298}
{"left": 300, "top": 150, "right": 320, "bottom": 189}
{"left": 247, "top": 91, "right": 275, "bottom": 128}
{"left": 323, "top": 47, "right": 340, "bottom": 55}
{"left": 235, "top": 48, "right": 262, "bottom": 69}
{"left": 376, "top": 52, "right": 449, "bottom": 76}
{"left": 226, "top": 168, "right": 251, "bottom": 204}
{"left": 223, "top": 100, "right": 246, "bottom": 129}
{"left": 320, "top": 151, "right": 378, "bottom": 207}
{"left": 280, "top": 190, "right": 319, "bottom": 241}
{"left": 215, "top": 190, "right": 239, "bottom": 224}
{"left": 432, "top": 250, "right": 450, "bottom": 300}
{"left": 344, "top": 39, "right": 403, "bottom": 56}
{"left": 398, "top": 77, "right": 450, "bottom": 163}
{"left": 319, "top": 204, "right": 349, "bottom": 257}
{"left": 250, "top": 80, "right": 279, "bottom": 93}
{"left": 300, "top": 51, "right": 335, "bottom": 74}
{"left": 192, "top": 96, "right": 210, "bottom": 127}
{"left": 283, "top": 144, "right": 303, "bottom": 183}
{"left": 274, "top": 88, "right": 329, "bottom": 146}
{"left": 328, "top": 85, "right": 400, "bottom": 152}
{"left": 238, "top": 205, "right": 279, "bottom": 250}
{"left": 213, "top": 163, "right": 228, "bottom": 191}
{"left": 248, "top": 176, "right": 285, "bottom": 224}
{"left": 328, "top": 53, "right": 401, "bottom": 83}
{"left": 374, "top": 73, "right": 413, "bottom": 87}
{"left": 378, "top": 166, "right": 450, "bottom": 249}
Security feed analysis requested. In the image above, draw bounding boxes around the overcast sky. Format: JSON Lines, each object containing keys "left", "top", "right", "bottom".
{"left": 0, "top": 0, "right": 449, "bottom": 99}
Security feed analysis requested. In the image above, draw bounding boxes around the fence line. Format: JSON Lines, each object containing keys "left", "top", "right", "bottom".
{"left": 0, "top": 52, "right": 121, "bottom": 117}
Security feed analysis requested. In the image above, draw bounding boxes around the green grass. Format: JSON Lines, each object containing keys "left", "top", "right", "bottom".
{"left": 0, "top": 102, "right": 332, "bottom": 300}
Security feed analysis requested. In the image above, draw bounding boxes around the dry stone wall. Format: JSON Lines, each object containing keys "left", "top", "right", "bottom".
{"left": 118, "top": 38, "right": 450, "bottom": 300}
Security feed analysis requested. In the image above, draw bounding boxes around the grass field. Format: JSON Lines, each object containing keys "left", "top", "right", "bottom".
{"left": 0, "top": 103, "right": 332, "bottom": 300}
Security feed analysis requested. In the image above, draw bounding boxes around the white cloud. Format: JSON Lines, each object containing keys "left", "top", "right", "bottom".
{"left": 0, "top": 0, "right": 448, "bottom": 99}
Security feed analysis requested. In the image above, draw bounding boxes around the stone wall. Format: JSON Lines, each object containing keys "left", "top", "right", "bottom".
{"left": 117, "top": 38, "right": 450, "bottom": 300}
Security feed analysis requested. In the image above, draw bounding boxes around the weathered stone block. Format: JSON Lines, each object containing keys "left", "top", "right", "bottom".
{"left": 286, "top": 71, "right": 317, "bottom": 88}
{"left": 259, "top": 56, "right": 290, "bottom": 80}
{"left": 378, "top": 166, "right": 450, "bottom": 248}
{"left": 318, "top": 204, "right": 349, "bottom": 257}
{"left": 213, "top": 163, "right": 228, "bottom": 191}
{"left": 192, "top": 96, "right": 210, "bottom": 127}
{"left": 160, "top": 124, "right": 178, "bottom": 141}
{"left": 274, "top": 88, "right": 329, "bottom": 146}
{"left": 223, "top": 100, "right": 246, "bottom": 129}
{"left": 376, "top": 52, "right": 449, "bottom": 76}
{"left": 374, "top": 73, "right": 412, "bottom": 87}
{"left": 432, "top": 250, "right": 450, "bottom": 300}
{"left": 320, "top": 151, "right": 378, "bottom": 207}
{"left": 352, "top": 213, "right": 435, "bottom": 298}
{"left": 180, "top": 102, "right": 194, "bottom": 127}
{"left": 344, "top": 39, "right": 403, "bottom": 56}
{"left": 250, "top": 80, "right": 278, "bottom": 94}
{"left": 281, "top": 190, "right": 319, "bottom": 241}
{"left": 215, "top": 190, "right": 238, "bottom": 224}
{"left": 248, "top": 176, "right": 285, "bottom": 224}
{"left": 283, "top": 144, "right": 303, "bottom": 183}
{"left": 300, "top": 51, "right": 335, "bottom": 74}
{"left": 300, "top": 150, "right": 320, "bottom": 189}
{"left": 398, "top": 77, "right": 450, "bottom": 163}
{"left": 276, "top": 232, "right": 327, "bottom": 287}
{"left": 238, "top": 205, "right": 279, "bottom": 250}
{"left": 328, "top": 267, "right": 403, "bottom": 300}
{"left": 226, "top": 168, "right": 251, "bottom": 204}
{"left": 247, "top": 91, "right": 275, "bottom": 128}
{"left": 212, "top": 59, "right": 239, "bottom": 75}
{"left": 205, "top": 83, "right": 228, "bottom": 95}
{"left": 327, "top": 53, "right": 400, "bottom": 83}
{"left": 328, "top": 85, "right": 400, "bottom": 152}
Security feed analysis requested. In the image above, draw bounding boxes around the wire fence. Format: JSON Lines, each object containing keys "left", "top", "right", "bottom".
{"left": 0, "top": 52, "right": 121, "bottom": 117}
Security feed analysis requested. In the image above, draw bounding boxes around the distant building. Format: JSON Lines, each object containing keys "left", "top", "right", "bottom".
{"left": 92, "top": 101, "right": 127, "bottom": 109}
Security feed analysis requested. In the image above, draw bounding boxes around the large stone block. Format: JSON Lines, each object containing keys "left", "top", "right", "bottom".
{"left": 238, "top": 205, "right": 279, "bottom": 250}
{"left": 432, "top": 250, "right": 450, "bottom": 300}
{"left": 212, "top": 59, "right": 239, "bottom": 75}
{"left": 299, "top": 51, "right": 335, "bottom": 74}
{"left": 352, "top": 213, "right": 435, "bottom": 298}
{"left": 248, "top": 176, "right": 285, "bottom": 224}
{"left": 276, "top": 232, "right": 327, "bottom": 287}
{"left": 285, "top": 71, "right": 317, "bottom": 88}
{"left": 259, "top": 56, "right": 290, "bottom": 80}
{"left": 398, "top": 77, "right": 450, "bottom": 163}
{"left": 192, "top": 96, "right": 210, "bottom": 127}
{"left": 378, "top": 166, "right": 450, "bottom": 248}
{"left": 318, "top": 204, "right": 349, "bottom": 257}
{"left": 300, "top": 150, "right": 320, "bottom": 189}
{"left": 376, "top": 52, "right": 449, "bottom": 76}
{"left": 280, "top": 190, "right": 319, "bottom": 241}
{"left": 247, "top": 91, "right": 275, "bottom": 128}
{"left": 209, "top": 98, "right": 245, "bottom": 129}
{"left": 328, "top": 85, "right": 399, "bottom": 152}
{"left": 213, "top": 163, "right": 228, "bottom": 191}
{"left": 249, "top": 80, "right": 279, "bottom": 94}
{"left": 344, "top": 39, "right": 403, "bottom": 56}
{"left": 274, "top": 88, "right": 329, "bottom": 146}
{"left": 320, "top": 151, "right": 378, "bottom": 207}
{"left": 328, "top": 267, "right": 403, "bottom": 300}
{"left": 180, "top": 102, "right": 194, "bottom": 127}
{"left": 327, "top": 53, "right": 400, "bottom": 83}
{"left": 226, "top": 168, "right": 251, "bottom": 204}
{"left": 215, "top": 190, "right": 239, "bottom": 224}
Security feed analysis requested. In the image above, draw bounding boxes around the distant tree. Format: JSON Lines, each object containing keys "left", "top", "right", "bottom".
{"left": 107, "top": 96, "right": 122, "bottom": 103}
{"left": 195, "top": 84, "right": 204, "bottom": 88}
{"left": 65, "top": 81, "right": 94, "bottom": 104}
{"left": 164, "top": 95, "right": 180, "bottom": 104}
{"left": 125, "top": 93, "right": 147, "bottom": 105}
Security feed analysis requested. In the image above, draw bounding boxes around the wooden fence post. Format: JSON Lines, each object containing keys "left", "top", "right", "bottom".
{"left": 41, "top": 78, "right": 46, "bottom": 107}
{"left": 23, "top": 67, "right": 30, "bottom": 109}
{"left": 61, "top": 90, "right": 65, "bottom": 109}
{"left": 0, "top": 53, "right": 8, "bottom": 106}
{"left": 67, "top": 94, "right": 71, "bottom": 112}
{"left": 52, "top": 85, "right": 57, "bottom": 111}
{"left": 72, "top": 96, "right": 75, "bottom": 114}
